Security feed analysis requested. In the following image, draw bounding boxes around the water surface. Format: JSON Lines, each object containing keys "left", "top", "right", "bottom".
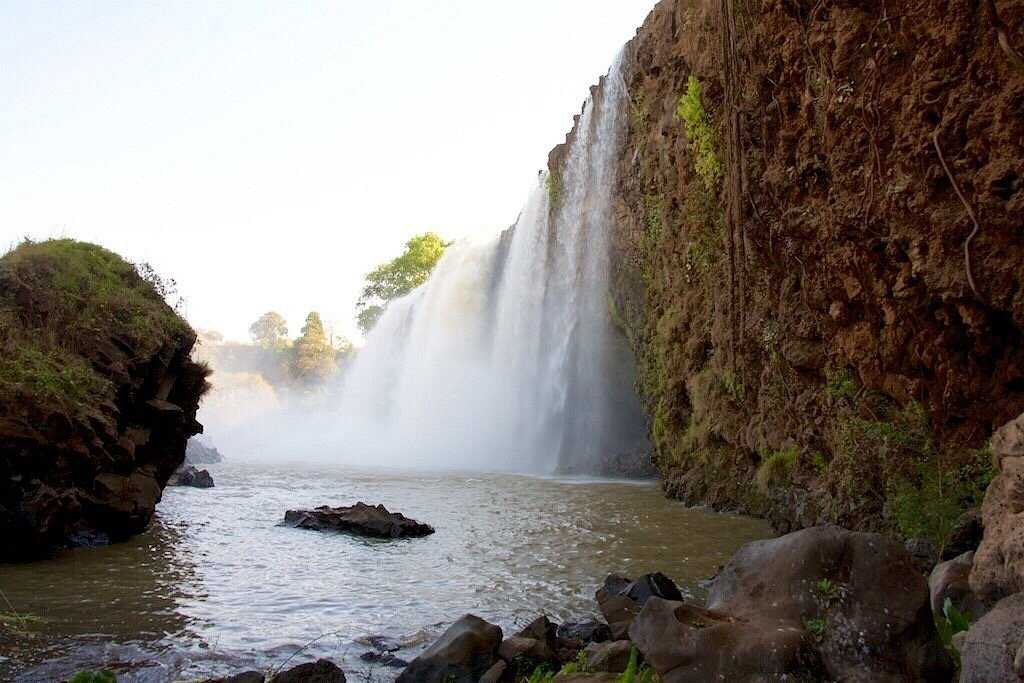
{"left": 1, "top": 462, "right": 771, "bottom": 681}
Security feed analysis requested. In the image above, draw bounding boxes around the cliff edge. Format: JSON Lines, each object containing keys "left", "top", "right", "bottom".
{"left": 0, "top": 239, "right": 210, "bottom": 560}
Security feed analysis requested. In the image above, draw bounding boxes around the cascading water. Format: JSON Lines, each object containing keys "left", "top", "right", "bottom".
{"left": 331, "top": 54, "right": 648, "bottom": 474}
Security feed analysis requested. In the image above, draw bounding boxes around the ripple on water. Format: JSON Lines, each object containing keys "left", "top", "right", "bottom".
{"left": 1, "top": 462, "right": 771, "bottom": 681}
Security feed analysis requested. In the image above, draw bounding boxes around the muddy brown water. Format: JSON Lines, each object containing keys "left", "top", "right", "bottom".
{"left": 0, "top": 462, "right": 771, "bottom": 681}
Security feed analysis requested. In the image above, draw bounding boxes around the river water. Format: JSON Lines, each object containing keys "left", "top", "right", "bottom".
{"left": 3, "top": 463, "right": 770, "bottom": 681}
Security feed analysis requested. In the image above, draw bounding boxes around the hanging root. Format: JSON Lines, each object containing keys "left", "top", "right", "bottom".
{"left": 932, "top": 129, "right": 981, "bottom": 298}
{"left": 987, "top": 0, "right": 1024, "bottom": 71}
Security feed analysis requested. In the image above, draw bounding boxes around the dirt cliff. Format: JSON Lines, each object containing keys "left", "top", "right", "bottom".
{"left": 0, "top": 240, "right": 209, "bottom": 560}
{"left": 551, "top": 0, "right": 1024, "bottom": 541}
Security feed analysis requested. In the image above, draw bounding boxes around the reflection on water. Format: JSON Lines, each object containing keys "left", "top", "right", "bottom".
{"left": 1, "top": 463, "right": 771, "bottom": 681}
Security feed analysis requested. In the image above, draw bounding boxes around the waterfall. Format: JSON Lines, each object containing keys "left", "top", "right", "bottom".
{"left": 334, "top": 54, "right": 649, "bottom": 474}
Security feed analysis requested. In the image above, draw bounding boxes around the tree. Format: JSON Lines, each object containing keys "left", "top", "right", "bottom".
{"left": 355, "top": 232, "right": 451, "bottom": 334}
{"left": 292, "top": 312, "right": 335, "bottom": 383}
{"left": 249, "top": 312, "right": 288, "bottom": 349}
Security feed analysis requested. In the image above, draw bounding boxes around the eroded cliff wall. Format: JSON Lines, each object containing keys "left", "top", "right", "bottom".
{"left": 552, "top": 0, "right": 1024, "bottom": 536}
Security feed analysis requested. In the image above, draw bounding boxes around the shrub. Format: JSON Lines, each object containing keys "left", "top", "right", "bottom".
{"left": 825, "top": 366, "right": 858, "bottom": 401}
{"left": 756, "top": 446, "right": 799, "bottom": 492}
{"left": 546, "top": 172, "right": 563, "bottom": 208}
{"left": 69, "top": 672, "right": 116, "bottom": 683}
{"left": 677, "top": 75, "right": 721, "bottom": 192}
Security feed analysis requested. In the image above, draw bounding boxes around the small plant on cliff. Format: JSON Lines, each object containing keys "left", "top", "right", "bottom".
{"left": 755, "top": 446, "right": 799, "bottom": 492}
{"left": 936, "top": 596, "right": 971, "bottom": 664}
{"left": 545, "top": 171, "right": 564, "bottom": 208}
{"left": 814, "top": 578, "right": 841, "bottom": 605}
{"left": 825, "top": 366, "right": 858, "bottom": 401}
{"left": 677, "top": 75, "right": 721, "bottom": 193}
{"left": 804, "top": 617, "right": 827, "bottom": 642}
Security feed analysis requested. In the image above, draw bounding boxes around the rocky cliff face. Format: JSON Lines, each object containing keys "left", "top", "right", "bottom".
{"left": 0, "top": 240, "right": 209, "bottom": 560}
{"left": 550, "top": 0, "right": 1024, "bottom": 536}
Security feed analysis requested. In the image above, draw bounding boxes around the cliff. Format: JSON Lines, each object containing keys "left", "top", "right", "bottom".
{"left": 550, "top": 0, "right": 1024, "bottom": 542}
{"left": 0, "top": 239, "right": 209, "bottom": 560}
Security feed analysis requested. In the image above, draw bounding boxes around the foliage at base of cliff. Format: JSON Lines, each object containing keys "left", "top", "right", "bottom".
{"left": 587, "top": 0, "right": 1024, "bottom": 545}
{"left": 0, "top": 239, "right": 200, "bottom": 417}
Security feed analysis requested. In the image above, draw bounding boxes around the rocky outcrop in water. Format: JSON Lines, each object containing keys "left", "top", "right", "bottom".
{"left": 282, "top": 502, "right": 435, "bottom": 539}
{"left": 185, "top": 438, "right": 224, "bottom": 465}
{"left": 203, "top": 659, "right": 345, "bottom": 683}
{"left": 169, "top": 465, "right": 215, "bottom": 488}
{"left": 0, "top": 240, "right": 209, "bottom": 560}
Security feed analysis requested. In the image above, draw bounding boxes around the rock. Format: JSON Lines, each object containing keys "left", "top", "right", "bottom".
{"left": 202, "top": 673, "right": 264, "bottom": 683}
{"left": 169, "top": 465, "right": 214, "bottom": 488}
{"left": 970, "top": 413, "right": 1024, "bottom": 603}
{"left": 958, "top": 593, "right": 1024, "bottom": 683}
{"left": 929, "top": 551, "right": 984, "bottom": 619}
{"left": 941, "top": 508, "right": 984, "bottom": 560}
{"left": 596, "top": 572, "right": 682, "bottom": 640}
{"left": 479, "top": 660, "right": 507, "bottom": 683}
{"left": 905, "top": 537, "right": 939, "bottom": 573}
{"left": 498, "top": 635, "right": 556, "bottom": 675}
{"left": 556, "top": 620, "right": 611, "bottom": 645}
{"left": 630, "top": 525, "right": 952, "bottom": 682}
{"left": 273, "top": 659, "right": 345, "bottom": 682}
{"left": 0, "top": 243, "right": 209, "bottom": 560}
{"left": 283, "top": 502, "right": 434, "bottom": 539}
{"left": 185, "top": 438, "right": 224, "bottom": 464}
{"left": 583, "top": 640, "right": 633, "bottom": 673}
{"left": 396, "top": 614, "right": 502, "bottom": 683}
{"left": 359, "top": 652, "right": 408, "bottom": 668}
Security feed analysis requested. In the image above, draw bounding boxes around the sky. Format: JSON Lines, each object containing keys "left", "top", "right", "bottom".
{"left": 0, "top": 0, "right": 655, "bottom": 342}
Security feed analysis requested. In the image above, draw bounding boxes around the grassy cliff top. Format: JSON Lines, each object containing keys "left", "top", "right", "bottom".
{"left": 0, "top": 239, "right": 194, "bottom": 415}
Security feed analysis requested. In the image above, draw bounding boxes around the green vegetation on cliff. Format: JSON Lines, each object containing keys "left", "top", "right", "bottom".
{"left": 0, "top": 239, "right": 196, "bottom": 415}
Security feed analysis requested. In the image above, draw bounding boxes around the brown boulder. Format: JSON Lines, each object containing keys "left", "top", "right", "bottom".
{"left": 395, "top": 614, "right": 501, "bottom": 683}
{"left": 958, "top": 593, "right": 1024, "bottom": 683}
{"left": 929, "top": 551, "right": 985, "bottom": 619}
{"left": 582, "top": 640, "right": 633, "bottom": 673}
{"left": 970, "top": 413, "right": 1024, "bottom": 603}
{"left": 283, "top": 502, "right": 434, "bottom": 539}
{"left": 595, "top": 572, "right": 682, "bottom": 640}
{"left": 630, "top": 526, "right": 952, "bottom": 682}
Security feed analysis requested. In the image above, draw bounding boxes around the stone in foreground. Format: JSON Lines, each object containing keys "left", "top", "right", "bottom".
{"left": 396, "top": 614, "right": 502, "bottom": 683}
{"left": 958, "top": 593, "right": 1024, "bottom": 683}
{"left": 282, "top": 502, "right": 434, "bottom": 539}
{"left": 629, "top": 525, "right": 952, "bottom": 682}
{"left": 169, "top": 465, "right": 214, "bottom": 488}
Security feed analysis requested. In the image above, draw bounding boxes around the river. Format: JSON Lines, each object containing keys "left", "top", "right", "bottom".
{"left": 2, "top": 462, "right": 770, "bottom": 681}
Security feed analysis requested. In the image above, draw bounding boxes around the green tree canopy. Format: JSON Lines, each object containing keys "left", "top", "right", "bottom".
{"left": 355, "top": 232, "right": 451, "bottom": 334}
{"left": 249, "top": 311, "right": 288, "bottom": 349}
{"left": 293, "top": 312, "right": 335, "bottom": 383}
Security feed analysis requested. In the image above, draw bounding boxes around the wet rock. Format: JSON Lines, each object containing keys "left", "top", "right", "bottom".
{"left": 596, "top": 572, "right": 681, "bottom": 640}
{"left": 958, "top": 593, "right": 1024, "bottom": 683}
{"left": 359, "top": 651, "right": 408, "bottom": 668}
{"left": 395, "top": 614, "right": 502, "bottom": 683}
{"left": 169, "top": 465, "right": 214, "bottom": 488}
{"left": 498, "top": 635, "right": 556, "bottom": 675}
{"left": 929, "top": 551, "right": 984, "bottom": 619}
{"left": 970, "top": 412, "right": 1024, "bottom": 603}
{"left": 283, "top": 502, "right": 434, "bottom": 539}
{"left": 556, "top": 620, "right": 611, "bottom": 645}
{"left": 273, "top": 658, "right": 345, "bottom": 682}
{"left": 630, "top": 525, "right": 952, "bottom": 682}
{"left": 583, "top": 640, "right": 633, "bottom": 673}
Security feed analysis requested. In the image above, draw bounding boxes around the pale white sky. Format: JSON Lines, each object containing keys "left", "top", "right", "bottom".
{"left": 1, "top": 1, "right": 655, "bottom": 342}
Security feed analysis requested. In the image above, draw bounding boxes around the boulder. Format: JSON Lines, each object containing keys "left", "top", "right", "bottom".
{"left": 358, "top": 652, "right": 407, "bottom": 668}
{"left": 969, "top": 412, "right": 1024, "bottom": 603}
{"left": 169, "top": 465, "right": 214, "bottom": 488}
{"left": 941, "top": 508, "right": 984, "bottom": 560}
{"left": 556, "top": 620, "right": 611, "bottom": 645}
{"left": 596, "top": 572, "right": 682, "bottom": 640}
{"left": 582, "top": 640, "right": 633, "bottom": 673}
{"left": 396, "top": 614, "right": 502, "bottom": 683}
{"left": 498, "top": 635, "right": 557, "bottom": 675}
{"left": 273, "top": 659, "right": 346, "bottom": 682}
{"left": 202, "top": 673, "right": 264, "bottom": 683}
{"left": 929, "top": 551, "right": 985, "bottom": 619}
{"left": 629, "top": 525, "right": 952, "bottom": 682}
{"left": 283, "top": 502, "right": 434, "bottom": 539}
{"left": 958, "top": 593, "right": 1024, "bottom": 683}
{"left": 479, "top": 660, "right": 507, "bottom": 683}
{"left": 905, "top": 537, "right": 939, "bottom": 574}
